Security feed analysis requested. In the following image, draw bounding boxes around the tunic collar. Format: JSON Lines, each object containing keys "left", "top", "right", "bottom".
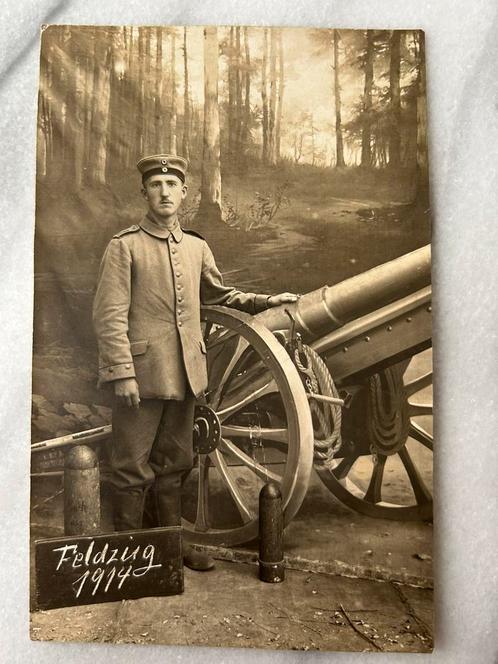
{"left": 140, "top": 213, "right": 183, "bottom": 242}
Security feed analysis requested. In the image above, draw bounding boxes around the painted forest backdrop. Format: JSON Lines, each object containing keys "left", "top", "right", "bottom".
{"left": 37, "top": 26, "right": 428, "bottom": 197}
{"left": 33, "top": 25, "right": 430, "bottom": 410}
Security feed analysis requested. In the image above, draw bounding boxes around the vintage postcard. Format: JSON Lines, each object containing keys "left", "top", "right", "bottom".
{"left": 30, "top": 25, "right": 433, "bottom": 652}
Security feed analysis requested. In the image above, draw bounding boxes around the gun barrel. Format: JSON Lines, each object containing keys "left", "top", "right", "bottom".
{"left": 255, "top": 244, "right": 431, "bottom": 341}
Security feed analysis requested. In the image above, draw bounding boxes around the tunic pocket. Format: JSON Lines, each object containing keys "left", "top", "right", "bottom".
{"left": 130, "top": 339, "right": 149, "bottom": 356}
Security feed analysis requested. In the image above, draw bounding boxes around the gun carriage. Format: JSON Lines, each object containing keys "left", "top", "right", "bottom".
{"left": 32, "top": 245, "right": 432, "bottom": 547}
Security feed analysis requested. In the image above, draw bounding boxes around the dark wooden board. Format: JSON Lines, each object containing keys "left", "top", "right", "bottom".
{"left": 31, "top": 447, "right": 66, "bottom": 473}
{"left": 35, "top": 527, "right": 183, "bottom": 610}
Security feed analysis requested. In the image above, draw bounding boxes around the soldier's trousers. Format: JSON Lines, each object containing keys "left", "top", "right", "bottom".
{"left": 110, "top": 392, "right": 196, "bottom": 491}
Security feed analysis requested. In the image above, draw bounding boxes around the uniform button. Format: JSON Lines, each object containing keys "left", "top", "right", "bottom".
{"left": 171, "top": 248, "right": 176, "bottom": 254}
{"left": 161, "top": 159, "right": 167, "bottom": 165}
{"left": 125, "top": 364, "right": 131, "bottom": 369}
{"left": 177, "top": 285, "right": 181, "bottom": 290}
{"left": 108, "top": 367, "right": 113, "bottom": 373}
{"left": 176, "top": 272, "right": 181, "bottom": 277}
{"left": 178, "top": 322, "right": 182, "bottom": 327}
{"left": 178, "top": 296, "right": 183, "bottom": 302}
{"left": 178, "top": 310, "right": 182, "bottom": 315}
{"left": 169, "top": 236, "right": 173, "bottom": 242}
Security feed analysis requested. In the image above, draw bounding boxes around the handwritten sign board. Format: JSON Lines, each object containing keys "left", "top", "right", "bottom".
{"left": 35, "top": 527, "right": 183, "bottom": 610}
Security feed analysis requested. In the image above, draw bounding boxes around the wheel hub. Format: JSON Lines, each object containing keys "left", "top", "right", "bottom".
{"left": 193, "top": 404, "right": 221, "bottom": 454}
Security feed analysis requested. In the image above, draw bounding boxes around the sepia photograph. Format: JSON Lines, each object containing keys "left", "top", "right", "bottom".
{"left": 30, "top": 24, "right": 433, "bottom": 652}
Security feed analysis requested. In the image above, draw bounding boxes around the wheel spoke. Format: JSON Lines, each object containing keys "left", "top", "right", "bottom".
{"left": 210, "top": 336, "right": 249, "bottom": 409}
{"left": 202, "top": 321, "right": 213, "bottom": 344}
{"left": 210, "top": 449, "right": 254, "bottom": 523}
{"left": 398, "top": 446, "right": 432, "bottom": 505}
{"left": 409, "top": 421, "right": 433, "bottom": 450}
{"left": 364, "top": 455, "right": 387, "bottom": 504}
{"left": 222, "top": 358, "right": 269, "bottom": 398}
{"left": 404, "top": 371, "right": 432, "bottom": 397}
{"left": 206, "top": 327, "right": 238, "bottom": 349}
{"left": 331, "top": 454, "right": 359, "bottom": 480}
{"left": 216, "top": 379, "right": 278, "bottom": 422}
{"left": 219, "top": 438, "right": 282, "bottom": 484}
{"left": 221, "top": 424, "right": 288, "bottom": 444}
{"left": 194, "top": 454, "right": 210, "bottom": 532}
{"left": 408, "top": 402, "right": 432, "bottom": 417}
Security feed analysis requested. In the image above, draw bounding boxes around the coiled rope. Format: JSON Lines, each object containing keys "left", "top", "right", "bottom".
{"left": 292, "top": 344, "right": 342, "bottom": 469}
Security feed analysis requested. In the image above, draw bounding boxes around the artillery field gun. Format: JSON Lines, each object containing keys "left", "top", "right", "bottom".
{"left": 32, "top": 245, "right": 433, "bottom": 547}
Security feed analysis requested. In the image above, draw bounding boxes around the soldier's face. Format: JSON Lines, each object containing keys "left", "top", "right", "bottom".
{"left": 142, "top": 174, "right": 187, "bottom": 219}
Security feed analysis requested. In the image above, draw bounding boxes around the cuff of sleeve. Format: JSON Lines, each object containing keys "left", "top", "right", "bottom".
{"left": 98, "top": 362, "right": 136, "bottom": 383}
{"left": 254, "top": 294, "right": 271, "bottom": 314}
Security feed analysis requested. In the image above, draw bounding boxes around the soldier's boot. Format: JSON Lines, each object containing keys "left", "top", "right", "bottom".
{"left": 112, "top": 487, "right": 145, "bottom": 531}
{"left": 155, "top": 474, "right": 215, "bottom": 572}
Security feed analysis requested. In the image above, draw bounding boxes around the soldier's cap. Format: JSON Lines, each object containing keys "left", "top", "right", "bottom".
{"left": 137, "top": 154, "right": 188, "bottom": 185}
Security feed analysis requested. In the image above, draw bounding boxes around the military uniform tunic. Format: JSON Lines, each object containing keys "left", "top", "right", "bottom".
{"left": 93, "top": 213, "right": 272, "bottom": 491}
{"left": 93, "top": 213, "right": 269, "bottom": 401}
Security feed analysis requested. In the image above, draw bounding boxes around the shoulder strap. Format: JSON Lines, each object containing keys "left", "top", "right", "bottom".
{"left": 182, "top": 228, "right": 206, "bottom": 241}
{"left": 113, "top": 224, "right": 140, "bottom": 238}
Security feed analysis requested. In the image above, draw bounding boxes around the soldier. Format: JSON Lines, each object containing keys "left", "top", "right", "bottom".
{"left": 93, "top": 154, "right": 297, "bottom": 571}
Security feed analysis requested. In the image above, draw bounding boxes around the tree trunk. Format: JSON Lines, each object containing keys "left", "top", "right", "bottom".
{"left": 169, "top": 31, "right": 177, "bottom": 154}
{"left": 82, "top": 33, "right": 95, "bottom": 174}
{"left": 261, "top": 28, "right": 269, "bottom": 163}
{"left": 37, "top": 91, "right": 48, "bottom": 179}
{"left": 37, "top": 40, "right": 51, "bottom": 179}
{"left": 333, "top": 29, "right": 345, "bottom": 168}
{"left": 154, "top": 27, "right": 163, "bottom": 151}
{"left": 275, "top": 29, "right": 284, "bottom": 161}
{"left": 122, "top": 25, "right": 136, "bottom": 166}
{"left": 293, "top": 132, "right": 304, "bottom": 163}
{"left": 268, "top": 28, "right": 278, "bottom": 165}
{"left": 235, "top": 26, "right": 243, "bottom": 163}
{"left": 242, "top": 27, "right": 251, "bottom": 153}
{"left": 199, "top": 26, "right": 222, "bottom": 222}
{"left": 143, "top": 29, "right": 152, "bottom": 153}
{"left": 361, "top": 29, "right": 374, "bottom": 168}
{"left": 227, "top": 27, "right": 235, "bottom": 161}
{"left": 48, "top": 27, "right": 67, "bottom": 179}
{"left": 135, "top": 28, "right": 146, "bottom": 158}
{"left": 389, "top": 30, "right": 402, "bottom": 168}
{"left": 63, "top": 27, "right": 77, "bottom": 172}
{"left": 107, "top": 27, "right": 125, "bottom": 182}
{"left": 311, "top": 115, "right": 316, "bottom": 166}
{"left": 73, "top": 52, "right": 86, "bottom": 186}
{"left": 182, "top": 26, "right": 190, "bottom": 161}
{"left": 416, "top": 31, "right": 428, "bottom": 187}
{"left": 88, "top": 36, "right": 112, "bottom": 185}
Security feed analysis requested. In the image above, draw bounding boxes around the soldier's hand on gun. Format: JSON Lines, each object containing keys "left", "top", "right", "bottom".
{"left": 114, "top": 378, "right": 141, "bottom": 408}
{"left": 267, "top": 292, "right": 299, "bottom": 307}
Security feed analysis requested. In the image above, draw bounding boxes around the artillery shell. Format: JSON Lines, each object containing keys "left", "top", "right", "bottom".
{"left": 64, "top": 444, "right": 101, "bottom": 536}
{"left": 258, "top": 482, "right": 285, "bottom": 583}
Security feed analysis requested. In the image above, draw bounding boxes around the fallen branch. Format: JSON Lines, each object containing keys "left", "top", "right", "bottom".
{"left": 390, "top": 582, "right": 433, "bottom": 645}
{"left": 339, "top": 604, "right": 383, "bottom": 651}
{"left": 269, "top": 602, "right": 322, "bottom": 638}
{"left": 239, "top": 612, "right": 279, "bottom": 636}
{"left": 31, "top": 488, "right": 64, "bottom": 512}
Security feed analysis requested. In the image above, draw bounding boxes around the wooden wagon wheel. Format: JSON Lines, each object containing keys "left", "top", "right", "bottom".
{"left": 315, "top": 348, "right": 433, "bottom": 520}
{"left": 181, "top": 306, "right": 314, "bottom": 546}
